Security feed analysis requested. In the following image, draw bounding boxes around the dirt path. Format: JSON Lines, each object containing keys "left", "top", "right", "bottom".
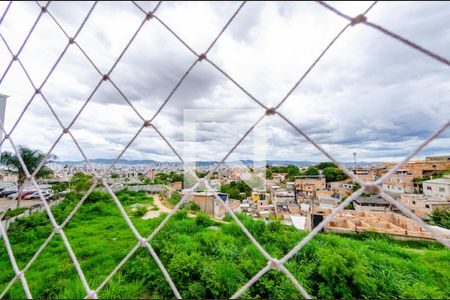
{"left": 142, "top": 195, "right": 171, "bottom": 219}
{"left": 153, "top": 195, "right": 171, "bottom": 213}
{"left": 0, "top": 198, "right": 41, "bottom": 213}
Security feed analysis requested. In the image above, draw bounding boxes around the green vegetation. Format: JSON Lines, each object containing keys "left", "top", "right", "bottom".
{"left": 414, "top": 169, "right": 450, "bottom": 183}
{"left": 132, "top": 206, "right": 148, "bottom": 217}
{"left": 220, "top": 181, "right": 252, "bottom": 200}
{"left": 1, "top": 207, "right": 28, "bottom": 220}
{"left": 154, "top": 171, "right": 183, "bottom": 185}
{"left": 352, "top": 182, "right": 374, "bottom": 197}
{"left": 267, "top": 163, "right": 347, "bottom": 182}
{"left": 428, "top": 209, "right": 450, "bottom": 229}
{"left": 70, "top": 172, "right": 94, "bottom": 193}
{"left": 0, "top": 190, "right": 449, "bottom": 299}
{"left": 322, "top": 167, "right": 348, "bottom": 182}
{"left": 0, "top": 145, "right": 55, "bottom": 208}
{"left": 195, "top": 170, "right": 208, "bottom": 179}
{"left": 170, "top": 191, "right": 181, "bottom": 206}
{"left": 303, "top": 166, "right": 320, "bottom": 176}
{"left": 51, "top": 182, "right": 69, "bottom": 195}
{"left": 316, "top": 162, "right": 337, "bottom": 170}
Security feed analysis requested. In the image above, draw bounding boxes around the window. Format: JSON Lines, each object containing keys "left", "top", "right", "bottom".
{"left": 426, "top": 186, "right": 432, "bottom": 190}
{"left": 439, "top": 187, "right": 445, "bottom": 192}
{"left": 412, "top": 201, "right": 416, "bottom": 205}
{"left": 425, "top": 204, "right": 430, "bottom": 208}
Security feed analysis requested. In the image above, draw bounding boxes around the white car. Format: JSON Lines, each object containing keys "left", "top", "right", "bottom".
{"left": 24, "top": 191, "right": 40, "bottom": 200}
{"left": 24, "top": 191, "right": 53, "bottom": 200}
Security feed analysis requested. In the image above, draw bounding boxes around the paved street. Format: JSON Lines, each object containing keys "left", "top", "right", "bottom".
{"left": 0, "top": 198, "right": 42, "bottom": 213}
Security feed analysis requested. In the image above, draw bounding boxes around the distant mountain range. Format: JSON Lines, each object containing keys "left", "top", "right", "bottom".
{"left": 56, "top": 159, "right": 381, "bottom": 167}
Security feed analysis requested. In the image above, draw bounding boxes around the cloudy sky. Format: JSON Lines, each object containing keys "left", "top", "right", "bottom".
{"left": 0, "top": 1, "right": 448, "bottom": 164}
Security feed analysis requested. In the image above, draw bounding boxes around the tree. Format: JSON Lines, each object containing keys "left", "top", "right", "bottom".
{"left": 51, "top": 182, "right": 69, "bottom": 194}
{"left": 428, "top": 209, "right": 450, "bottom": 229}
{"left": 142, "top": 178, "right": 151, "bottom": 185}
{"left": 170, "top": 191, "right": 181, "bottom": 205}
{"left": 287, "top": 165, "right": 300, "bottom": 182}
{"left": 316, "top": 162, "right": 337, "bottom": 170}
{"left": 303, "top": 166, "right": 319, "bottom": 176}
{"left": 70, "top": 172, "right": 94, "bottom": 193}
{"left": 1, "top": 145, "right": 55, "bottom": 208}
{"left": 322, "top": 167, "right": 348, "bottom": 182}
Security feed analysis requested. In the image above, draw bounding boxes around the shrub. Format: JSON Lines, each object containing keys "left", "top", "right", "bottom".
{"left": 188, "top": 201, "right": 200, "bottom": 211}
{"left": 2, "top": 207, "right": 28, "bottom": 220}
{"left": 195, "top": 212, "right": 210, "bottom": 226}
{"left": 133, "top": 206, "right": 147, "bottom": 217}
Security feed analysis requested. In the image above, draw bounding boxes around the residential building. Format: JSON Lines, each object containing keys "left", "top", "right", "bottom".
{"left": 328, "top": 179, "right": 353, "bottom": 198}
{"left": 422, "top": 178, "right": 450, "bottom": 199}
{"left": 187, "top": 191, "right": 240, "bottom": 219}
{"left": 168, "top": 181, "right": 182, "bottom": 191}
{"left": 398, "top": 194, "right": 450, "bottom": 218}
{"left": 382, "top": 170, "right": 414, "bottom": 193}
{"left": 294, "top": 177, "right": 326, "bottom": 199}
{"left": 383, "top": 160, "right": 450, "bottom": 178}
{"left": 426, "top": 155, "right": 450, "bottom": 162}
{"left": 353, "top": 195, "right": 392, "bottom": 212}
{"left": 316, "top": 196, "right": 339, "bottom": 209}
{"left": 146, "top": 170, "right": 156, "bottom": 180}
{"left": 368, "top": 166, "right": 388, "bottom": 178}
{"left": 272, "top": 189, "right": 295, "bottom": 205}
{"left": 272, "top": 173, "right": 288, "bottom": 182}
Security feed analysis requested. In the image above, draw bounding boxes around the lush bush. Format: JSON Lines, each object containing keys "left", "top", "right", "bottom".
{"left": 133, "top": 206, "right": 148, "bottom": 217}
{"left": 2, "top": 207, "right": 28, "bottom": 220}
{"left": 188, "top": 201, "right": 200, "bottom": 211}
{"left": 322, "top": 167, "right": 348, "bottom": 182}
{"left": 170, "top": 191, "right": 181, "bottom": 205}
{"left": 428, "top": 209, "right": 450, "bottom": 229}
{"left": 220, "top": 181, "right": 252, "bottom": 200}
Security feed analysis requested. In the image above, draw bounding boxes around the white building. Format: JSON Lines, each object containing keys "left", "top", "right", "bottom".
{"left": 423, "top": 178, "right": 450, "bottom": 200}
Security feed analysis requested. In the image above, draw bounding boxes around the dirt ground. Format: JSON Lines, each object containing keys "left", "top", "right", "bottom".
{"left": 0, "top": 198, "right": 42, "bottom": 213}
{"left": 142, "top": 195, "right": 172, "bottom": 219}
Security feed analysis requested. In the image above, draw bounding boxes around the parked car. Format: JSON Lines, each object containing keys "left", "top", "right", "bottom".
{"left": 7, "top": 190, "right": 34, "bottom": 199}
{"left": 21, "top": 191, "right": 35, "bottom": 198}
{"left": 24, "top": 191, "right": 40, "bottom": 200}
{"left": 0, "top": 184, "right": 15, "bottom": 192}
{"left": 2, "top": 189, "right": 18, "bottom": 197}
{"left": 22, "top": 190, "right": 54, "bottom": 200}
{"left": 7, "top": 192, "right": 18, "bottom": 199}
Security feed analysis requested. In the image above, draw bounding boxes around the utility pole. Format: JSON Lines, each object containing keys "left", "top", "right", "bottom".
{"left": 353, "top": 152, "right": 357, "bottom": 174}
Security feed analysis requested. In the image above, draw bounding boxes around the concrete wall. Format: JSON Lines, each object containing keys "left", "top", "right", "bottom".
{"left": 324, "top": 210, "right": 450, "bottom": 241}
{"left": 1, "top": 198, "right": 65, "bottom": 231}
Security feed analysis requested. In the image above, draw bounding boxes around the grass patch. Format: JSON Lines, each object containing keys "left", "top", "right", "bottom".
{"left": 1, "top": 207, "right": 29, "bottom": 220}
{"left": 0, "top": 190, "right": 448, "bottom": 299}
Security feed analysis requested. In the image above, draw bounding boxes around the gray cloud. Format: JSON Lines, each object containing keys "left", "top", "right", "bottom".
{"left": 0, "top": 1, "right": 448, "bottom": 162}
